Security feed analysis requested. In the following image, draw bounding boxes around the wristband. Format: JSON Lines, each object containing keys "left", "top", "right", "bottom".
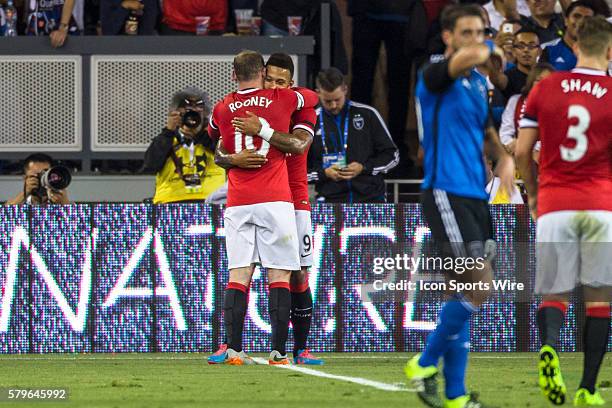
{"left": 258, "top": 118, "right": 274, "bottom": 141}
{"left": 484, "top": 39, "right": 495, "bottom": 54}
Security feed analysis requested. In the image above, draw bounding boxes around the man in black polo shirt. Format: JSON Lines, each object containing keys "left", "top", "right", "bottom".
{"left": 489, "top": 29, "right": 541, "bottom": 98}
{"left": 520, "top": 0, "right": 565, "bottom": 42}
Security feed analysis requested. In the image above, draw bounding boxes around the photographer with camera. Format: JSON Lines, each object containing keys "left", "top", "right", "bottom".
{"left": 144, "top": 86, "right": 225, "bottom": 204}
{"left": 6, "top": 154, "right": 71, "bottom": 205}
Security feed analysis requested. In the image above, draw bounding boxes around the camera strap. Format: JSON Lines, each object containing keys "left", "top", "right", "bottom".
{"left": 170, "top": 132, "right": 197, "bottom": 179}
{"left": 177, "top": 129, "right": 196, "bottom": 163}
{"left": 187, "top": 142, "right": 195, "bottom": 166}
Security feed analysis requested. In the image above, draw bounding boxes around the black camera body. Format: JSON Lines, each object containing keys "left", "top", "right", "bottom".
{"left": 33, "top": 165, "right": 72, "bottom": 198}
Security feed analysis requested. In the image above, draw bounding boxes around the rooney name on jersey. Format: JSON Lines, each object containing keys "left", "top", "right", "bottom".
{"left": 228, "top": 96, "right": 274, "bottom": 112}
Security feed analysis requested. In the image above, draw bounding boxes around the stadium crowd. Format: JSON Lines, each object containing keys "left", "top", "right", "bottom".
{"left": 0, "top": 1, "right": 336, "bottom": 39}
{"left": 0, "top": 1, "right": 610, "bottom": 404}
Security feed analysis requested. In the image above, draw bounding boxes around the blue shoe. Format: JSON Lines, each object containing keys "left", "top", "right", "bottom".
{"left": 207, "top": 344, "right": 228, "bottom": 364}
{"left": 293, "top": 349, "right": 324, "bottom": 365}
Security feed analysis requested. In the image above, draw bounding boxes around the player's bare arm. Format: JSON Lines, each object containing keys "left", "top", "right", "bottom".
{"left": 515, "top": 127, "right": 540, "bottom": 218}
{"left": 214, "top": 139, "right": 267, "bottom": 170}
{"left": 485, "top": 125, "right": 515, "bottom": 196}
{"left": 232, "top": 111, "right": 313, "bottom": 154}
{"left": 231, "top": 111, "right": 263, "bottom": 136}
{"left": 214, "top": 140, "right": 235, "bottom": 170}
{"left": 268, "top": 128, "right": 312, "bottom": 155}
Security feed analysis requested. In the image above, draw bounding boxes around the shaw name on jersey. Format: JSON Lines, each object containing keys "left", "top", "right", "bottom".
{"left": 560, "top": 78, "right": 608, "bottom": 99}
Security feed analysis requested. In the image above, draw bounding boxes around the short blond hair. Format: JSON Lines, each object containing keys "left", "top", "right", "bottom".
{"left": 577, "top": 15, "right": 612, "bottom": 57}
{"left": 233, "top": 50, "right": 264, "bottom": 81}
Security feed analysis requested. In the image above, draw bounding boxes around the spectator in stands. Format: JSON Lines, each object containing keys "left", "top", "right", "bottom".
{"left": 260, "top": 0, "right": 348, "bottom": 84}
{"left": 23, "top": 0, "right": 79, "bottom": 47}
{"left": 480, "top": 4, "right": 496, "bottom": 38}
{"left": 84, "top": 0, "right": 100, "bottom": 35}
{"left": 483, "top": 0, "right": 531, "bottom": 30}
{"left": 5, "top": 154, "right": 70, "bottom": 205}
{"left": 519, "top": 0, "right": 565, "bottom": 43}
{"left": 477, "top": 49, "right": 507, "bottom": 127}
{"left": 588, "top": 0, "right": 611, "bottom": 17}
{"left": 349, "top": 0, "right": 423, "bottom": 177}
{"left": 100, "top": 0, "right": 159, "bottom": 35}
{"left": 160, "top": 0, "right": 227, "bottom": 35}
{"left": 495, "top": 18, "right": 523, "bottom": 64}
{"left": 260, "top": 0, "right": 315, "bottom": 35}
{"left": 485, "top": 158, "right": 524, "bottom": 204}
{"left": 226, "top": 0, "right": 257, "bottom": 33}
{"left": 307, "top": 68, "right": 398, "bottom": 203}
{"left": 541, "top": 0, "right": 595, "bottom": 70}
{"left": 144, "top": 87, "right": 225, "bottom": 204}
{"left": 489, "top": 29, "right": 541, "bottom": 98}
{"left": 499, "top": 62, "right": 554, "bottom": 154}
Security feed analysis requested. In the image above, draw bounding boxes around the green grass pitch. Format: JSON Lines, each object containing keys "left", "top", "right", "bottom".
{"left": 0, "top": 353, "right": 610, "bottom": 407}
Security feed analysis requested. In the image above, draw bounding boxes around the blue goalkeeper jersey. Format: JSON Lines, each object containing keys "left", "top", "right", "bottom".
{"left": 416, "top": 58, "right": 490, "bottom": 200}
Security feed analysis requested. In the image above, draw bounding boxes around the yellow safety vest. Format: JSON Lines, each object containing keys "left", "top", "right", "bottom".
{"left": 153, "top": 140, "right": 225, "bottom": 204}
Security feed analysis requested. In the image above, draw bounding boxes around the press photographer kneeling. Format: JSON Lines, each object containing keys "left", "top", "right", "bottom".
{"left": 144, "top": 87, "right": 225, "bottom": 204}
{"left": 6, "top": 154, "right": 71, "bottom": 205}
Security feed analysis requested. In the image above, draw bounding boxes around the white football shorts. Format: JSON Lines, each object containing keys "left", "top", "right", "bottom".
{"left": 224, "top": 201, "right": 300, "bottom": 271}
{"left": 295, "top": 209, "right": 313, "bottom": 268}
{"left": 535, "top": 210, "right": 612, "bottom": 295}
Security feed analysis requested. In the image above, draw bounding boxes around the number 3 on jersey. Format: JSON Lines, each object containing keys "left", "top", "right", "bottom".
{"left": 561, "top": 104, "right": 590, "bottom": 162}
{"left": 234, "top": 117, "right": 271, "bottom": 157}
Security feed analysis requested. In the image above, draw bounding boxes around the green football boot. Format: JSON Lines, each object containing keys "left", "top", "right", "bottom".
{"left": 539, "top": 345, "right": 567, "bottom": 405}
{"left": 574, "top": 388, "right": 605, "bottom": 406}
{"left": 404, "top": 353, "right": 443, "bottom": 408}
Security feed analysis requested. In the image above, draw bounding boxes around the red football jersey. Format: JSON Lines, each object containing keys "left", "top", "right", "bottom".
{"left": 520, "top": 68, "right": 612, "bottom": 215}
{"left": 209, "top": 87, "right": 317, "bottom": 207}
{"left": 288, "top": 106, "right": 317, "bottom": 211}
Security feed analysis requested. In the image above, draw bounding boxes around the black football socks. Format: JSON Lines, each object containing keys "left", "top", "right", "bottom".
{"left": 537, "top": 301, "right": 567, "bottom": 348}
{"left": 223, "top": 282, "right": 248, "bottom": 352}
{"left": 269, "top": 282, "right": 291, "bottom": 355}
{"left": 580, "top": 306, "right": 611, "bottom": 393}
{"left": 291, "top": 286, "right": 313, "bottom": 354}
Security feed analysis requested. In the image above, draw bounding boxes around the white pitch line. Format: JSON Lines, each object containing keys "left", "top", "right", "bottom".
{"left": 0, "top": 356, "right": 196, "bottom": 361}
{"left": 251, "top": 357, "right": 413, "bottom": 392}
{"left": 322, "top": 355, "right": 583, "bottom": 360}
{"left": 0, "top": 354, "right": 584, "bottom": 361}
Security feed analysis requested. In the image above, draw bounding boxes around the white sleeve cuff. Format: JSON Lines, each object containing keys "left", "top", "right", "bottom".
{"left": 258, "top": 118, "right": 274, "bottom": 141}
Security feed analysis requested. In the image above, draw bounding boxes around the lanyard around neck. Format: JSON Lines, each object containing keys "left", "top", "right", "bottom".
{"left": 320, "top": 102, "right": 350, "bottom": 155}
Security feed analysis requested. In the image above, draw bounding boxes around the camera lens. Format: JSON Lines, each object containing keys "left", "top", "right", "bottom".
{"left": 182, "top": 110, "right": 202, "bottom": 129}
{"left": 40, "top": 165, "right": 72, "bottom": 191}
